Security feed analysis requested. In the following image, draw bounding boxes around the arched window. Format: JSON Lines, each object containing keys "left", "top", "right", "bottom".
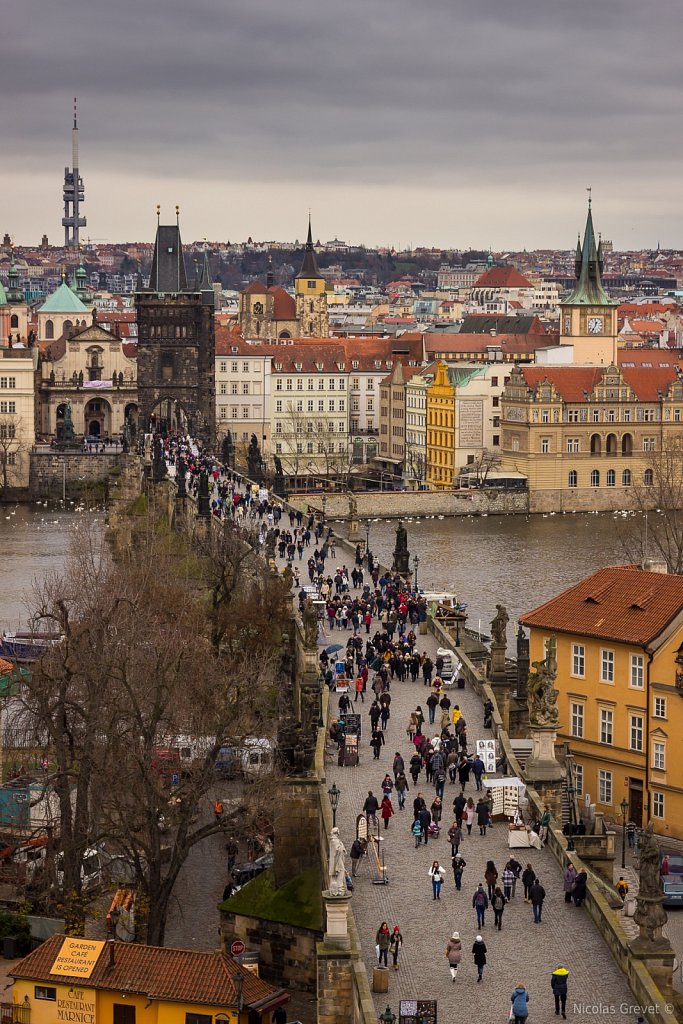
{"left": 607, "top": 469, "right": 616, "bottom": 487}
{"left": 63, "top": 320, "right": 72, "bottom": 334}
{"left": 644, "top": 468, "right": 654, "bottom": 486}
{"left": 10, "top": 314, "right": 18, "bottom": 329}
{"left": 622, "top": 469, "right": 632, "bottom": 486}
{"left": 591, "top": 469, "right": 600, "bottom": 487}
{"left": 590, "top": 433, "right": 601, "bottom": 455}
{"left": 45, "top": 319, "right": 54, "bottom": 340}
{"left": 568, "top": 470, "right": 577, "bottom": 488}
{"left": 606, "top": 433, "right": 617, "bottom": 455}
{"left": 622, "top": 433, "right": 633, "bottom": 455}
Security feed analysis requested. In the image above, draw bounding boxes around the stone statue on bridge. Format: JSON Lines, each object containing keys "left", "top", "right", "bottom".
{"left": 302, "top": 597, "right": 319, "bottom": 649}
{"left": 391, "top": 520, "right": 410, "bottom": 576}
{"left": 152, "top": 436, "right": 167, "bottom": 482}
{"left": 527, "top": 635, "right": 559, "bottom": 727}
{"left": 633, "top": 822, "right": 668, "bottom": 945}
{"left": 247, "top": 433, "right": 263, "bottom": 483}
{"left": 328, "top": 828, "right": 348, "bottom": 896}
{"left": 490, "top": 604, "right": 509, "bottom": 647}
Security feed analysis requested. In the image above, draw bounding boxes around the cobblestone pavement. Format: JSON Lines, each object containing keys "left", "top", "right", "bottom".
{"left": 318, "top": 577, "right": 642, "bottom": 1024}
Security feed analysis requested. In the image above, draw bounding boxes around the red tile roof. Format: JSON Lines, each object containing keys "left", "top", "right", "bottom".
{"left": 518, "top": 364, "right": 678, "bottom": 402}
{"left": 426, "top": 334, "right": 550, "bottom": 356}
{"left": 520, "top": 565, "right": 683, "bottom": 646}
{"left": 473, "top": 266, "right": 533, "bottom": 289}
{"left": 12, "top": 935, "right": 286, "bottom": 1012}
{"left": 240, "top": 284, "right": 296, "bottom": 321}
{"left": 518, "top": 366, "right": 605, "bottom": 401}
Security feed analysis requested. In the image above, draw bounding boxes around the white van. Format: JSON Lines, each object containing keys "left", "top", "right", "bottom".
{"left": 215, "top": 738, "right": 274, "bottom": 780}
{"left": 55, "top": 846, "right": 104, "bottom": 893}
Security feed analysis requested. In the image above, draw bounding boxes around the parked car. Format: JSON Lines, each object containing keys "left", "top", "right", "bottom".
{"left": 232, "top": 853, "right": 274, "bottom": 888}
{"left": 663, "top": 878, "right": 683, "bottom": 908}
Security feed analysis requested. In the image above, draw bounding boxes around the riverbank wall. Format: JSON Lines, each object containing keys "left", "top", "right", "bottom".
{"left": 288, "top": 489, "right": 528, "bottom": 519}
{"left": 28, "top": 452, "right": 122, "bottom": 499}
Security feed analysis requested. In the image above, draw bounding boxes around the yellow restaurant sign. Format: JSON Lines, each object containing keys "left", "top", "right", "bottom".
{"left": 51, "top": 939, "right": 105, "bottom": 979}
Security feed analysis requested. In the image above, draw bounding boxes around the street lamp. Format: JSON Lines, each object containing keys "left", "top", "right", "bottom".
{"left": 379, "top": 1008, "right": 396, "bottom": 1024}
{"left": 620, "top": 797, "right": 629, "bottom": 870}
{"left": 566, "top": 781, "right": 576, "bottom": 851}
{"left": 365, "top": 519, "right": 371, "bottom": 553}
{"left": 328, "top": 782, "right": 340, "bottom": 827}
{"left": 233, "top": 971, "right": 244, "bottom": 1013}
{"left": 321, "top": 494, "right": 327, "bottom": 524}
{"left": 413, "top": 553, "right": 420, "bottom": 592}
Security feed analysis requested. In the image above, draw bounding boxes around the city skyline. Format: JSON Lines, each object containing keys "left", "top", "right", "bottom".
{"left": 4, "top": 0, "right": 683, "bottom": 249}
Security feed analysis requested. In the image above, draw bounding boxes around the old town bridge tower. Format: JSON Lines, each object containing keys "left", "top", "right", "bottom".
{"left": 135, "top": 212, "right": 215, "bottom": 442}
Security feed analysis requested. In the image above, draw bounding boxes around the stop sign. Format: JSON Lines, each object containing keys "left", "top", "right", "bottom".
{"left": 231, "top": 940, "right": 246, "bottom": 957}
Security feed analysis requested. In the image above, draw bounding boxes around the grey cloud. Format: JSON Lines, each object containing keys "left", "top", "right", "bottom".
{"left": 3, "top": 0, "right": 683, "bottom": 245}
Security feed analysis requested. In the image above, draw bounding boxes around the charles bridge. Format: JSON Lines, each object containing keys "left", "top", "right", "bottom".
{"left": 107, "top": 450, "right": 679, "bottom": 1024}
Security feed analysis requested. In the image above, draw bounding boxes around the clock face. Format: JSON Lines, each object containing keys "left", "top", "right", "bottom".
{"left": 253, "top": 301, "right": 264, "bottom": 315}
{"left": 588, "top": 316, "right": 603, "bottom": 334}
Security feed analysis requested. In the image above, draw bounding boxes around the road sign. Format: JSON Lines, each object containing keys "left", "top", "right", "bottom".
{"left": 171, "top": 773, "right": 180, "bottom": 787}
{"left": 230, "top": 939, "right": 246, "bottom": 957}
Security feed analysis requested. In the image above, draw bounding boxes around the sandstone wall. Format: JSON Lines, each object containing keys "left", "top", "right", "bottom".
{"left": 29, "top": 452, "right": 122, "bottom": 497}
{"left": 290, "top": 488, "right": 529, "bottom": 519}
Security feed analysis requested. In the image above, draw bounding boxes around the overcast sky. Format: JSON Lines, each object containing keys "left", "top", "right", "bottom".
{"left": 3, "top": 0, "right": 683, "bottom": 250}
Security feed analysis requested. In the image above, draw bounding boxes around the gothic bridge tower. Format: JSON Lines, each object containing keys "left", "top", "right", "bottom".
{"left": 135, "top": 209, "right": 215, "bottom": 442}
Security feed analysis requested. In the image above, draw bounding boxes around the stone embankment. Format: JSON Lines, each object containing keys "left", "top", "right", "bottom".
{"left": 289, "top": 488, "right": 528, "bottom": 519}
{"left": 29, "top": 452, "right": 122, "bottom": 498}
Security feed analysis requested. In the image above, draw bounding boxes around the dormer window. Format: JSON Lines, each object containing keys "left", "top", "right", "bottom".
{"left": 375, "top": 360, "right": 381, "bottom": 368}
{"left": 352, "top": 360, "right": 359, "bottom": 369}
{"left": 275, "top": 361, "right": 283, "bottom": 371}
{"left": 294, "top": 362, "right": 302, "bottom": 371}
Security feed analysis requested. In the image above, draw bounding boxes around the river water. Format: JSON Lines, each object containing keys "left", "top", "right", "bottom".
{"left": 0, "top": 503, "right": 105, "bottom": 630}
{"left": 351, "top": 510, "right": 632, "bottom": 630}
{"left": 0, "top": 503, "right": 634, "bottom": 635}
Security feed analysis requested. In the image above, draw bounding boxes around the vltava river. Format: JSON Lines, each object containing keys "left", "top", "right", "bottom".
{"left": 356, "top": 511, "right": 629, "bottom": 631}
{"left": 0, "top": 503, "right": 105, "bottom": 629}
{"left": 0, "top": 505, "right": 635, "bottom": 635}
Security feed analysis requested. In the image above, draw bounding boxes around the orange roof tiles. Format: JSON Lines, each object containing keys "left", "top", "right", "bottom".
{"left": 519, "top": 364, "right": 678, "bottom": 402}
{"left": 426, "top": 334, "right": 550, "bottom": 356}
{"left": 472, "top": 266, "right": 533, "bottom": 289}
{"left": 520, "top": 565, "right": 683, "bottom": 647}
{"left": 12, "top": 935, "right": 285, "bottom": 1012}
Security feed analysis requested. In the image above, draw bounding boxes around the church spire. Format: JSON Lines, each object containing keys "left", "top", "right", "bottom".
{"left": 148, "top": 208, "right": 188, "bottom": 293}
{"left": 297, "top": 215, "right": 322, "bottom": 280}
{"left": 564, "top": 198, "right": 612, "bottom": 306}
{"left": 196, "top": 247, "right": 213, "bottom": 291}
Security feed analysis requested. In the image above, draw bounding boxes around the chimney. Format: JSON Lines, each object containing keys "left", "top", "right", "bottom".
{"left": 108, "top": 939, "right": 115, "bottom": 968}
{"left": 642, "top": 558, "right": 668, "bottom": 574}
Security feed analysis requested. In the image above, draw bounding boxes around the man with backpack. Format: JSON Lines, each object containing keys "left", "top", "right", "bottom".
{"left": 472, "top": 883, "right": 489, "bottom": 928}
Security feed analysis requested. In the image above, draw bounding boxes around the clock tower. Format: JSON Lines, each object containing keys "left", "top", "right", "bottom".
{"left": 560, "top": 200, "right": 617, "bottom": 365}
{"left": 295, "top": 217, "right": 329, "bottom": 337}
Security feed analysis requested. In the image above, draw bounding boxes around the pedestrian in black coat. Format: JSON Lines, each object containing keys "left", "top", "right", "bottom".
{"left": 472, "top": 935, "right": 487, "bottom": 981}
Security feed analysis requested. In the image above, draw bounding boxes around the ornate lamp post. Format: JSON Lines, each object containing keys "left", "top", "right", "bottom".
{"left": 328, "top": 782, "right": 340, "bottom": 827}
{"left": 321, "top": 494, "right": 327, "bottom": 525}
{"left": 413, "top": 553, "right": 420, "bottom": 591}
{"left": 234, "top": 971, "right": 244, "bottom": 1014}
{"left": 620, "top": 797, "right": 629, "bottom": 869}
{"left": 365, "top": 519, "right": 370, "bottom": 552}
{"left": 566, "top": 780, "right": 576, "bottom": 851}
{"left": 379, "top": 1008, "right": 396, "bottom": 1024}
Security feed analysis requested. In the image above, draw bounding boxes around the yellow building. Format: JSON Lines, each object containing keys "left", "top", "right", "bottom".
{"left": 12, "top": 935, "right": 287, "bottom": 1024}
{"left": 520, "top": 564, "right": 683, "bottom": 841}
{"left": 500, "top": 361, "right": 683, "bottom": 512}
{"left": 426, "top": 361, "right": 455, "bottom": 489}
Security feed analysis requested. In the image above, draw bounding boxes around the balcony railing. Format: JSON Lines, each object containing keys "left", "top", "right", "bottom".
{"left": 0, "top": 1002, "right": 30, "bottom": 1024}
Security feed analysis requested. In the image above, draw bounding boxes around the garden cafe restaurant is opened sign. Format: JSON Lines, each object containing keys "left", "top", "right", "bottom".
{"left": 51, "top": 938, "right": 105, "bottom": 978}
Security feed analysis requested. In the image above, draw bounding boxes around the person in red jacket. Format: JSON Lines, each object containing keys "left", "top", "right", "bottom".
{"left": 380, "top": 794, "right": 395, "bottom": 830}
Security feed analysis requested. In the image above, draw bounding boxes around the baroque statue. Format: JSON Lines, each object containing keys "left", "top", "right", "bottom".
{"left": 633, "top": 822, "right": 668, "bottom": 944}
{"left": 391, "top": 520, "right": 410, "bottom": 576}
{"left": 328, "top": 827, "right": 348, "bottom": 896}
{"left": 490, "top": 604, "right": 509, "bottom": 647}
{"left": 247, "top": 433, "right": 262, "bottom": 483}
{"left": 302, "top": 597, "right": 319, "bottom": 649}
{"left": 527, "top": 635, "right": 559, "bottom": 727}
{"left": 348, "top": 492, "right": 358, "bottom": 520}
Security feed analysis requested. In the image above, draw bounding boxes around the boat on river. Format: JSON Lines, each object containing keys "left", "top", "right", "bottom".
{"left": 0, "top": 631, "right": 64, "bottom": 662}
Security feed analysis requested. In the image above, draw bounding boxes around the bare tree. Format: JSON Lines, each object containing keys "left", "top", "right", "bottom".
{"left": 468, "top": 447, "right": 502, "bottom": 487}
{"left": 21, "top": 517, "right": 290, "bottom": 943}
{"left": 617, "top": 437, "right": 683, "bottom": 573}
{"left": 0, "top": 415, "right": 30, "bottom": 494}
